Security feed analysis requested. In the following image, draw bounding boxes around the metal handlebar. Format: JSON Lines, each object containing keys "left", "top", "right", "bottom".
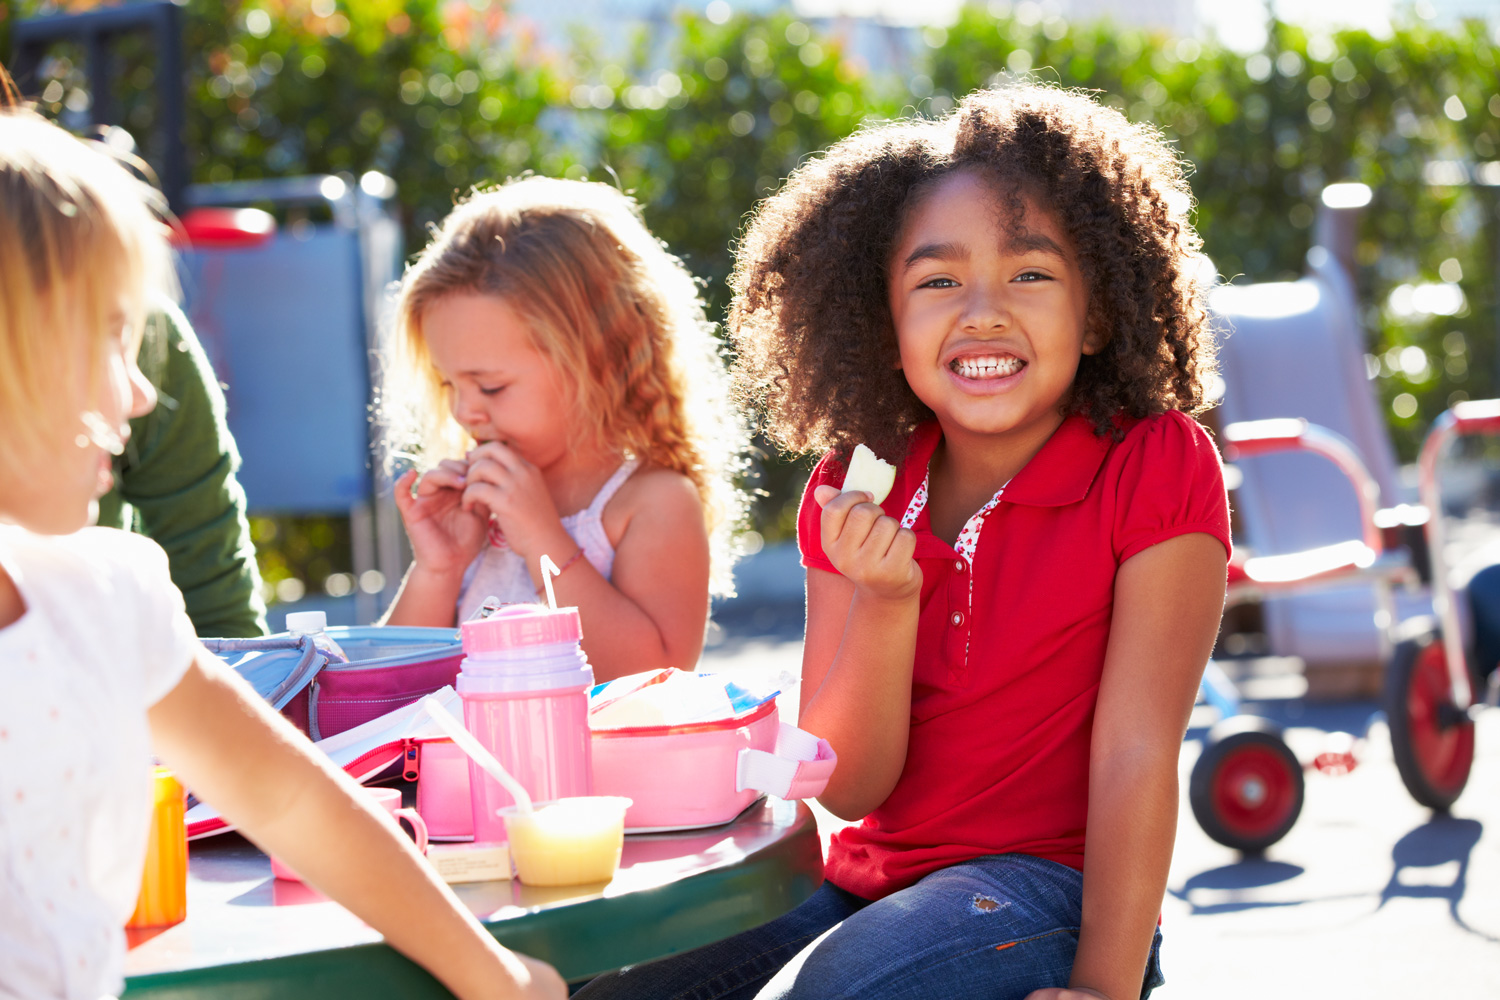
{"left": 1222, "top": 418, "right": 1385, "bottom": 554}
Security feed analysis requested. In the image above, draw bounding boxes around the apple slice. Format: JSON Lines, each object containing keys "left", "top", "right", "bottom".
{"left": 840, "top": 443, "right": 897, "bottom": 505}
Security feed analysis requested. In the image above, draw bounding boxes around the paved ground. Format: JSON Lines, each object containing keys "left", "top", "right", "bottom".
{"left": 1160, "top": 700, "right": 1500, "bottom": 997}
{"left": 701, "top": 585, "right": 1500, "bottom": 996}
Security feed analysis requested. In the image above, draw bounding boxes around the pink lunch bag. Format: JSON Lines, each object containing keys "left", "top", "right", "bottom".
{"left": 206, "top": 626, "right": 465, "bottom": 741}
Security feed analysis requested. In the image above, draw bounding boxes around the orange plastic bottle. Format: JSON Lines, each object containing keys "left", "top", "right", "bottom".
{"left": 126, "top": 767, "right": 188, "bottom": 929}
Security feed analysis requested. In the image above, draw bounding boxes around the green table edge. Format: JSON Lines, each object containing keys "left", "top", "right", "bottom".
{"left": 122, "top": 807, "right": 823, "bottom": 998}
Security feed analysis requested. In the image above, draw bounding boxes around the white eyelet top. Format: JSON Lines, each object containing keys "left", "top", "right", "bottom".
{"left": 0, "top": 526, "right": 197, "bottom": 1000}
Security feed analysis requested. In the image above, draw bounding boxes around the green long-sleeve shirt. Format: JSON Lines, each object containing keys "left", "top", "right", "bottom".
{"left": 97, "top": 303, "right": 268, "bottom": 637}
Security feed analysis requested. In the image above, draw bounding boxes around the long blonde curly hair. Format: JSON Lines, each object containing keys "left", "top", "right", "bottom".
{"left": 382, "top": 176, "right": 749, "bottom": 596}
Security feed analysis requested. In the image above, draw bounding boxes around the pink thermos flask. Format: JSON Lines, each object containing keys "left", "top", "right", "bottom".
{"left": 457, "top": 604, "right": 595, "bottom": 844}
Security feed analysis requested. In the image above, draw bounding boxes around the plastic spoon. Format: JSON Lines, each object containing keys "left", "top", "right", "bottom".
{"left": 421, "top": 696, "right": 533, "bottom": 814}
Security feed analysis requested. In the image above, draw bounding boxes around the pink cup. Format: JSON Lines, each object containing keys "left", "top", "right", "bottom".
{"left": 271, "top": 786, "right": 428, "bottom": 881}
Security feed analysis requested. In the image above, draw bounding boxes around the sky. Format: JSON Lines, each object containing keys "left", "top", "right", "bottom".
{"left": 1201, "top": 0, "right": 1398, "bottom": 53}
{"left": 784, "top": 0, "right": 1496, "bottom": 48}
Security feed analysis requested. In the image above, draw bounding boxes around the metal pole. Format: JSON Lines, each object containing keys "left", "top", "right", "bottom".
{"left": 11, "top": 2, "right": 186, "bottom": 212}
{"left": 153, "top": 2, "right": 186, "bottom": 214}
{"left": 10, "top": 38, "right": 42, "bottom": 96}
{"left": 1314, "top": 182, "right": 1372, "bottom": 282}
{"left": 84, "top": 27, "right": 111, "bottom": 130}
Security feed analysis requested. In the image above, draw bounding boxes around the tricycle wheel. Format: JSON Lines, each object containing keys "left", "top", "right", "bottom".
{"left": 1189, "top": 716, "right": 1304, "bottom": 853}
{"left": 1386, "top": 630, "right": 1474, "bottom": 811}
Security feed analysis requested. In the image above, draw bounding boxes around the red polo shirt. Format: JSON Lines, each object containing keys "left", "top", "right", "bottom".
{"left": 798, "top": 411, "right": 1231, "bottom": 901}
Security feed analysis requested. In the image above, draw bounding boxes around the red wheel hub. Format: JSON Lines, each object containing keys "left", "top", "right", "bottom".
{"left": 1405, "top": 641, "right": 1475, "bottom": 796}
{"left": 1210, "top": 744, "right": 1298, "bottom": 837}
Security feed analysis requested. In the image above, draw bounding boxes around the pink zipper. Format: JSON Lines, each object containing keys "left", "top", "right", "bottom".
{"left": 343, "top": 740, "right": 405, "bottom": 780}
{"left": 189, "top": 738, "right": 429, "bottom": 840}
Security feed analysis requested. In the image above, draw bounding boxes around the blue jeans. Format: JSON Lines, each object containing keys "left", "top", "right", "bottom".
{"left": 574, "top": 853, "right": 1165, "bottom": 1000}
{"left": 1469, "top": 564, "right": 1500, "bottom": 681}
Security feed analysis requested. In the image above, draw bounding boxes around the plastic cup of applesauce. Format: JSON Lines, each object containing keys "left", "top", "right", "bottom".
{"left": 499, "top": 796, "right": 633, "bottom": 887}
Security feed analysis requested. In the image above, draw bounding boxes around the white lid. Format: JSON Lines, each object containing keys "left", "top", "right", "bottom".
{"left": 284, "top": 610, "right": 328, "bottom": 634}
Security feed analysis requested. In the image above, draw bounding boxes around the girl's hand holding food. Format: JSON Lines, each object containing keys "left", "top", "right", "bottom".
{"left": 813, "top": 484, "right": 920, "bottom": 603}
{"left": 461, "top": 442, "right": 574, "bottom": 564}
{"left": 394, "top": 462, "right": 490, "bottom": 576}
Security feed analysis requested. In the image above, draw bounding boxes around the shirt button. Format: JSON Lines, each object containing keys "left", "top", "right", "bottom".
{"left": 951, "top": 611, "right": 964, "bottom": 627}
{"left": 954, "top": 559, "right": 965, "bottom": 572}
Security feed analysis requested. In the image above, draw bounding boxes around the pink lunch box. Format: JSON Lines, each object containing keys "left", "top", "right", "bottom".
{"left": 591, "top": 701, "right": 837, "bottom": 833}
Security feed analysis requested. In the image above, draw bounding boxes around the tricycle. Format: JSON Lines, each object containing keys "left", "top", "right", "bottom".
{"left": 1188, "top": 400, "right": 1500, "bottom": 851}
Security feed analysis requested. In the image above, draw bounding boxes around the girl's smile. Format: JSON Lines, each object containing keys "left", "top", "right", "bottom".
{"left": 944, "top": 345, "right": 1027, "bottom": 391}
{"left": 888, "top": 170, "right": 1096, "bottom": 454}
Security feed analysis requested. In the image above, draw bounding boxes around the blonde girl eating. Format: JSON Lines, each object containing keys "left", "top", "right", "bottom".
{"left": 381, "top": 178, "right": 748, "bottom": 680}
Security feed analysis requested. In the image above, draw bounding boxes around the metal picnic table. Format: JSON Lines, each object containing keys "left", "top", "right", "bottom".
{"left": 122, "top": 799, "right": 822, "bottom": 998}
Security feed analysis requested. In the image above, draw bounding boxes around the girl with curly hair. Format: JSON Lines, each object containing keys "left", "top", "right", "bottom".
{"left": 381, "top": 177, "right": 749, "bottom": 681}
{"left": 579, "top": 84, "right": 1229, "bottom": 999}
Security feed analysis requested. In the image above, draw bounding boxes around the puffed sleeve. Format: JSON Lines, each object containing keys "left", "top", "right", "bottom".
{"left": 112, "top": 531, "right": 200, "bottom": 706}
{"left": 796, "top": 452, "right": 845, "bottom": 576}
{"left": 1111, "top": 411, "right": 1232, "bottom": 564}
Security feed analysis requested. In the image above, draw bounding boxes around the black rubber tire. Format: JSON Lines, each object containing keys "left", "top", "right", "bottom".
{"left": 1189, "top": 716, "right": 1305, "bottom": 853}
{"left": 1386, "top": 629, "right": 1475, "bottom": 811}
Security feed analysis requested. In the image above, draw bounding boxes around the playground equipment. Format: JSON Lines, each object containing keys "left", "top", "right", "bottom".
{"left": 1210, "top": 185, "right": 1427, "bottom": 693}
{"left": 1185, "top": 183, "right": 1407, "bottom": 851}
{"left": 1386, "top": 399, "right": 1500, "bottom": 809}
{"left": 173, "top": 174, "right": 406, "bottom": 623}
{"left": 1190, "top": 182, "right": 1497, "bottom": 851}
{"left": 1189, "top": 415, "right": 1418, "bottom": 852}
{"left": 1189, "top": 401, "right": 1500, "bottom": 851}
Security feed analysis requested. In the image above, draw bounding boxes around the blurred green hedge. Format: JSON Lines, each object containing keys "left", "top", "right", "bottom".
{"left": 10, "top": 0, "right": 1499, "bottom": 533}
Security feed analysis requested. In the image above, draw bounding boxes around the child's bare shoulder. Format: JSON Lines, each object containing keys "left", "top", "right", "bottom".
{"left": 602, "top": 465, "right": 705, "bottom": 541}
{"left": 611, "top": 466, "right": 703, "bottom": 518}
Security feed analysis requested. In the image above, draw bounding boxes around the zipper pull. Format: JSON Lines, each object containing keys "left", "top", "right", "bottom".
{"left": 402, "top": 738, "right": 420, "bottom": 782}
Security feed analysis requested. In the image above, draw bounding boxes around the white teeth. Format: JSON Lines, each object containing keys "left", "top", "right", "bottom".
{"left": 952, "top": 355, "right": 1024, "bottom": 379}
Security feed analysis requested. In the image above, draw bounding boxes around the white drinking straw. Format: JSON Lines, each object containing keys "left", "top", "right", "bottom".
{"left": 421, "top": 696, "right": 534, "bottom": 814}
{"left": 539, "top": 553, "right": 561, "bottom": 611}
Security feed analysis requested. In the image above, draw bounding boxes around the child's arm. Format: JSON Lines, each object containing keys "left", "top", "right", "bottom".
{"left": 1030, "top": 532, "right": 1226, "bottom": 1000}
{"left": 148, "top": 650, "right": 566, "bottom": 1000}
{"left": 461, "top": 443, "right": 712, "bottom": 681}
{"left": 384, "top": 463, "right": 489, "bottom": 627}
{"left": 794, "top": 486, "right": 922, "bottom": 820}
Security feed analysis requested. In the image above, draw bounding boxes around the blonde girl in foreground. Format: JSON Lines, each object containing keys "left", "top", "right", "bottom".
{"left": 0, "top": 109, "right": 563, "bottom": 1000}
{"left": 381, "top": 178, "right": 748, "bottom": 681}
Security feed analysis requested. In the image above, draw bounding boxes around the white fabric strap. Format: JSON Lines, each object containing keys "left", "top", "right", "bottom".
{"left": 736, "top": 723, "right": 837, "bottom": 800}
{"left": 586, "top": 458, "right": 640, "bottom": 517}
{"left": 737, "top": 745, "right": 800, "bottom": 799}
{"left": 774, "top": 721, "right": 821, "bottom": 761}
